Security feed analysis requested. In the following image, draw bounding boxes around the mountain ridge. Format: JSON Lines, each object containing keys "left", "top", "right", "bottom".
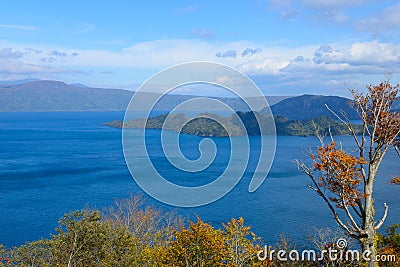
{"left": 0, "top": 80, "right": 288, "bottom": 112}
{"left": 1, "top": 80, "right": 398, "bottom": 118}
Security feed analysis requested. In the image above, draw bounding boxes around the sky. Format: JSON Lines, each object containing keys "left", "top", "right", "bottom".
{"left": 1, "top": 0, "right": 400, "bottom": 96}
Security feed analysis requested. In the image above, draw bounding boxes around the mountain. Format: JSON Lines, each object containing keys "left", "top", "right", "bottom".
{"left": 0, "top": 80, "right": 289, "bottom": 112}
{"left": 267, "top": 94, "right": 359, "bottom": 120}
{"left": 0, "top": 80, "right": 133, "bottom": 111}
{"left": 0, "top": 78, "right": 41, "bottom": 85}
{"left": 0, "top": 79, "right": 398, "bottom": 115}
{"left": 105, "top": 112, "right": 362, "bottom": 137}
{"left": 70, "top": 83, "right": 89, "bottom": 88}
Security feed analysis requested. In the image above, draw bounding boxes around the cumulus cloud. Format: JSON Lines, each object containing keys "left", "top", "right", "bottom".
{"left": 40, "top": 57, "right": 56, "bottom": 63}
{"left": 25, "top": 48, "right": 42, "bottom": 54}
{"left": 0, "top": 47, "right": 84, "bottom": 78}
{"left": 238, "top": 57, "right": 290, "bottom": 75}
{"left": 281, "top": 41, "right": 400, "bottom": 76}
{"left": 313, "top": 45, "right": 342, "bottom": 64}
{"left": 0, "top": 59, "right": 70, "bottom": 75}
{"left": 51, "top": 50, "right": 68, "bottom": 57}
{"left": 293, "top": 55, "right": 307, "bottom": 62}
{"left": 311, "top": 41, "right": 400, "bottom": 66}
{"left": 0, "top": 48, "right": 23, "bottom": 59}
{"left": 241, "top": 48, "right": 262, "bottom": 57}
{"left": 2, "top": 38, "right": 399, "bottom": 93}
{"left": 216, "top": 50, "right": 237, "bottom": 58}
{"left": 348, "top": 41, "right": 400, "bottom": 64}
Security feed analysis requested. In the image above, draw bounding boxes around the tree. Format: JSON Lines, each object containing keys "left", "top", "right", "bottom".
{"left": 222, "top": 217, "right": 262, "bottom": 266}
{"left": 10, "top": 240, "right": 52, "bottom": 267}
{"left": 0, "top": 244, "right": 12, "bottom": 267}
{"left": 296, "top": 79, "right": 400, "bottom": 266}
{"left": 51, "top": 210, "right": 109, "bottom": 267}
{"left": 376, "top": 224, "right": 400, "bottom": 266}
{"left": 103, "top": 194, "right": 184, "bottom": 266}
{"left": 157, "top": 217, "right": 227, "bottom": 266}
{"left": 308, "top": 227, "right": 355, "bottom": 267}
{"left": 155, "top": 216, "right": 266, "bottom": 267}
{"left": 50, "top": 209, "right": 137, "bottom": 267}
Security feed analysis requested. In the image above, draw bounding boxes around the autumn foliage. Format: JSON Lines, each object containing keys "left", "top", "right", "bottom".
{"left": 0, "top": 197, "right": 266, "bottom": 267}
{"left": 311, "top": 141, "right": 367, "bottom": 208}
{"left": 391, "top": 177, "right": 400, "bottom": 185}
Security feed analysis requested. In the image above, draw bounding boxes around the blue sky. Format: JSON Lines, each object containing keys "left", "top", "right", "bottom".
{"left": 1, "top": 0, "right": 400, "bottom": 96}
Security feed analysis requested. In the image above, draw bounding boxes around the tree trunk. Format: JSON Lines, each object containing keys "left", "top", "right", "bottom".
{"left": 362, "top": 173, "right": 376, "bottom": 267}
{"left": 361, "top": 224, "right": 376, "bottom": 267}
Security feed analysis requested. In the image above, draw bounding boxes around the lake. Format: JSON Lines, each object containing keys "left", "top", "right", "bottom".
{"left": 0, "top": 112, "right": 399, "bottom": 247}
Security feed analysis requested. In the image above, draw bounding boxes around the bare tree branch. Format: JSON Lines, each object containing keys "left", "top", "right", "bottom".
{"left": 295, "top": 160, "right": 360, "bottom": 238}
{"left": 374, "top": 203, "right": 389, "bottom": 230}
{"left": 325, "top": 104, "right": 362, "bottom": 149}
{"left": 395, "top": 145, "right": 400, "bottom": 157}
{"left": 340, "top": 193, "right": 362, "bottom": 233}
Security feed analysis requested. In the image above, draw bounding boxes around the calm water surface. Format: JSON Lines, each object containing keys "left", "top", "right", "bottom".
{"left": 0, "top": 112, "right": 398, "bottom": 247}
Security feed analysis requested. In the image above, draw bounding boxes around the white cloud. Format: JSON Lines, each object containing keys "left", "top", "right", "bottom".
{"left": 310, "top": 41, "right": 400, "bottom": 66}
{"left": 0, "top": 59, "right": 71, "bottom": 75}
{"left": 281, "top": 40, "right": 400, "bottom": 76}
{"left": 238, "top": 58, "right": 290, "bottom": 75}
{"left": 216, "top": 50, "right": 237, "bottom": 58}
{"left": 349, "top": 41, "right": 400, "bottom": 64}
{"left": 242, "top": 48, "right": 262, "bottom": 57}
{"left": 0, "top": 48, "right": 23, "bottom": 59}
{"left": 2, "top": 38, "right": 399, "bottom": 95}
{"left": 313, "top": 45, "right": 343, "bottom": 64}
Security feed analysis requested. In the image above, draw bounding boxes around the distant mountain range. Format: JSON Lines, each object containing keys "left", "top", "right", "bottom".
{"left": 0, "top": 80, "right": 287, "bottom": 112}
{"left": 0, "top": 78, "right": 41, "bottom": 85}
{"left": 0, "top": 80, "right": 132, "bottom": 112}
{"left": 0, "top": 80, "right": 398, "bottom": 119}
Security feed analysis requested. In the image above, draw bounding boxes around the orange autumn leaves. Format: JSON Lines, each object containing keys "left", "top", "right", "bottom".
{"left": 311, "top": 141, "right": 367, "bottom": 208}
{"left": 391, "top": 177, "right": 400, "bottom": 185}
{"left": 155, "top": 217, "right": 266, "bottom": 266}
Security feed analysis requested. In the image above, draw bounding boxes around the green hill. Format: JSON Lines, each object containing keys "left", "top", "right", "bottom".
{"left": 105, "top": 112, "right": 362, "bottom": 137}
{"left": 267, "top": 94, "right": 359, "bottom": 120}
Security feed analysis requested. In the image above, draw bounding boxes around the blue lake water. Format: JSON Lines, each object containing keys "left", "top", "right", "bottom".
{"left": 0, "top": 112, "right": 399, "bottom": 247}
